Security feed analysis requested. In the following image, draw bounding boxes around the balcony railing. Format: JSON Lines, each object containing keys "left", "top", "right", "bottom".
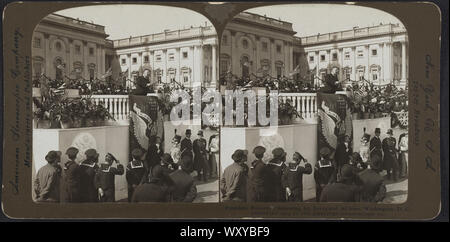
{"left": 89, "top": 95, "right": 130, "bottom": 124}
{"left": 278, "top": 93, "right": 318, "bottom": 121}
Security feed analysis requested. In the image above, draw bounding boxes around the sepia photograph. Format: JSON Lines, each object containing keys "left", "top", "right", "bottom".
{"left": 218, "top": 3, "right": 409, "bottom": 203}
{"left": 31, "top": 4, "right": 220, "bottom": 203}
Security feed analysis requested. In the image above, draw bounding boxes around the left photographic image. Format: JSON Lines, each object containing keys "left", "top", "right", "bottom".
{"left": 31, "top": 4, "right": 220, "bottom": 203}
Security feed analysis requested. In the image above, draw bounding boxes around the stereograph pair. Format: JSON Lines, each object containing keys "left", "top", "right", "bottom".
{"left": 1, "top": 1, "right": 443, "bottom": 220}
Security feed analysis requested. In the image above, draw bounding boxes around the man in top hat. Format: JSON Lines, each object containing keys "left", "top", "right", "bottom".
{"left": 370, "top": 128, "right": 383, "bottom": 171}
{"left": 60, "top": 147, "right": 81, "bottom": 203}
{"left": 79, "top": 148, "right": 100, "bottom": 202}
{"left": 220, "top": 149, "right": 248, "bottom": 202}
{"left": 95, "top": 153, "right": 124, "bottom": 202}
{"left": 247, "top": 146, "right": 270, "bottom": 202}
{"left": 320, "top": 165, "right": 361, "bottom": 202}
{"left": 356, "top": 160, "right": 386, "bottom": 202}
{"left": 126, "top": 148, "right": 147, "bottom": 202}
{"left": 34, "top": 151, "right": 61, "bottom": 202}
{"left": 314, "top": 147, "right": 336, "bottom": 202}
{"left": 145, "top": 135, "right": 162, "bottom": 171}
{"left": 193, "top": 130, "right": 209, "bottom": 182}
{"left": 266, "top": 147, "right": 288, "bottom": 202}
{"left": 131, "top": 165, "right": 171, "bottom": 202}
{"left": 180, "top": 129, "right": 193, "bottom": 159}
{"left": 335, "top": 135, "right": 352, "bottom": 177}
{"left": 382, "top": 129, "right": 399, "bottom": 181}
{"left": 169, "top": 155, "right": 197, "bottom": 202}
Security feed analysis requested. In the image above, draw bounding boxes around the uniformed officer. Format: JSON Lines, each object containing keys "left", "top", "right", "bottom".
{"left": 314, "top": 147, "right": 336, "bottom": 202}
{"left": 370, "top": 128, "right": 383, "bottom": 171}
{"left": 169, "top": 155, "right": 197, "bottom": 202}
{"left": 320, "top": 165, "right": 360, "bottom": 202}
{"left": 180, "top": 129, "right": 193, "bottom": 160}
{"left": 282, "top": 152, "right": 312, "bottom": 202}
{"left": 220, "top": 149, "right": 248, "bottom": 202}
{"left": 247, "top": 146, "right": 269, "bottom": 202}
{"left": 126, "top": 148, "right": 147, "bottom": 202}
{"left": 266, "top": 147, "right": 288, "bottom": 202}
{"left": 356, "top": 161, "right": 386, "bottom": 202}
{"left": 34, "top": 151, "right": 61, "bottom": 202}
{"left": 79, "top": 149, "right": 100, "bottom": 203}
{"left": 60, "top": 147, "right": 81, "bottom": 203}
{"left": 193, "top": 130, "right": 209, "bottom": 181}
{"left": 382, "top": 129, "right": 399, "bottom": 181}
{"left": 95, "top": 153, "right": 124, "bottom": 202}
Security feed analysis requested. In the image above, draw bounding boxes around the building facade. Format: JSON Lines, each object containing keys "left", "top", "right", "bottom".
{"left": 112, "top": 25, "right": 218, "bottom": 88}
{"left": 32, "top": 14, "right": 113, "bottom": 82}
{"left": 220, "top": 12, "right": 296, "bottom": 79}
{"left": 293, "top": 23, "right": 408, "bottom": 87}
{"left": 32, "top": 12, "right": 408, "bottom": 90}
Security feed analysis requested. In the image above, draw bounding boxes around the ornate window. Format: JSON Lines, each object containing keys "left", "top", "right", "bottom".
{"left": 343, "top": 67, "right": 352, "bottom": 80}
{"left": 260, "top": 59, "right": 270, "bottom": 75}
{"left": 181, "top": 67, "right": 191, "bottom": 86}
{"left": 220, "top": 54, "right": 230, "bottom": 75}
{"left": 73, "top": 61, "right": 83, "bottom": 79}
{"left": 121, "top": 58, "right": 126, "bottom": 65}
{"left": 356, "top": 65, "right": 365, "bottom": 81}
{"left": 132, "top": 57, "right": 137, "bottom": 64}
{"left": 55, "top": 42, "right": 62, "bottom": 52}
{"left": 168, "top": 53, "right": 175, "bottom": 61}
{"left": 372, "top": 49, "right": 378, "bottom": 56}
{"left": 222, "top": 35, "right": 228, "bottom": 46}
{"left": 33, "top": 38, "right": 41, "bottom": 48}
{"left": 33, "top": 56, "right": 44, "bottom": 79}
{"left": 241, "top": 55, "right": 250, "bottom": 78}
{"left": 75, "top": 45, "right": 81, "bottom": 54}
{"left": 344, "top": 52, "right": 350, "bottom": 60}
{"left": 320, "top": 55, "right": 325, "bottom": 62}
{"left": 275, "top": 61, "right": 284, "bottom": 78}
{"left": 168, "top": 68, "right": 176, "bottom": 83}
{"left": 144, "top": 56, "right": 149, "bottom": 63}
{"left": 262, "top": 42, "right": 268, "bottom": 52}
{"left": 242, "top": 39, "right": 249, "bottom": 49}
{"left": 309, "top": 56, "right": 314, "bottom": 62}
{"left": 89, "top": 47, "right": 94, "bottom": 56}
{"left": 357, "top": 50, "right": 364, "bottom": 58}
{"left": 276, "top": 44, "right": 282, "bottom": 53}
{"left": 88, "top": 63, "right": 96, "bottom": 80}
{"left": 182, "top": 52, "right": 188, "bottom": 59}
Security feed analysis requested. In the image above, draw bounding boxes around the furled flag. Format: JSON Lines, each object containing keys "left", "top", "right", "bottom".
{"left": 288, "top": 65, "right": 300, "bottom": 77}
{"left": 100, "top": 67, "right": 113, "bottom": 79}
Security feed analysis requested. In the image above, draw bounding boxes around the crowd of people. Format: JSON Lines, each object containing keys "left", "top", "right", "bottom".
{"left": 220, "top": 127, "right": 408, "bottom": 203}
{"left": 34, "top": 128, "right": 220, "bottom": 203}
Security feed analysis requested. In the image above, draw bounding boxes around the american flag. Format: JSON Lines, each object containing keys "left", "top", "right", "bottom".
{"left": 100, "top": 67, "right": 112, "bottom": 79}
{"left": 288, "top": 65, "right": 300, "bottom": 77}
{"left": 52, "top": 82, "right": 66, "bottom": 97}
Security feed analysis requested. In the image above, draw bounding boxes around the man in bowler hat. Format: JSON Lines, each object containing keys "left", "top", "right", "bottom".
{"left": 221, "top": 149, "right": 248, "bottom": 202}
{"left": 383, "top": 129, "right": 399, "bottom": 181}
{"left": 193, "top": 130, "right": 209, "bottom": 181}
{"left": 34, "top": 151, "right": 61, "bottom": 202}
{"left": 247, "top": 146, "right": 269, "bottom": 202}
{"left": 126, "top": 148, "right": 147, "bottom": 202}
{"left": 60, "top": 147, "right": 81, "bottom": 203}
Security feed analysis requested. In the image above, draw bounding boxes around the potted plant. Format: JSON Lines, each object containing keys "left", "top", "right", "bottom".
{"left": 95, "top": 103, "right": 115, "bottom": 126}
{"left": 278, "top": 100, "right": 301, "bottom": 125}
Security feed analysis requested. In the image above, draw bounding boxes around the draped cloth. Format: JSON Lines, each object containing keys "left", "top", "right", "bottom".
{"left": 129, "top": 95, "right": 164, "bottom": 161}
{"left": 317, "top": 93, "right": 353, "bottom": 159}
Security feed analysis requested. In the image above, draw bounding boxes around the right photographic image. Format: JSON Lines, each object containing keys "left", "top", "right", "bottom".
{"left": 218, "top": 3, "right": 409, "bottom": 203}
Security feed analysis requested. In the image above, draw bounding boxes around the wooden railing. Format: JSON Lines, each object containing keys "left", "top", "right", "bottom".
{"left": 278, "top": 93, "right": 318, "bottom": 121}
{"left": 89, "top": 95, "right": 130, "bottom": 124}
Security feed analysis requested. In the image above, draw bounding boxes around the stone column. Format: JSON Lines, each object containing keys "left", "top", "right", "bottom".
{"left": 379, "top": 43, "right": 384, "bottom": 83}
{"left": 211, "top": 44, "right": 217, "bottom": 87}
{"left": 83, "top": 41, "right": 89, "bottom": 80}
{"left": 289, "top": 43, "right": 294, "bottom": 72}
{"left": 339, "top": 48, "right": 343, "bottom": 80}
{"left": 401, "top": 41, "right": 407, "bottom": 83}
{"left": 270, "top": 39, "right": 276, "bottom": 77}
{"left": 352, "top": 47, "right": 356, "bottom": 81}
{"left": 43, "top": 33, "right": 51, "bottom": 77}
{"left": 365, "top": 45, "right": 370, "bottom": 81}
